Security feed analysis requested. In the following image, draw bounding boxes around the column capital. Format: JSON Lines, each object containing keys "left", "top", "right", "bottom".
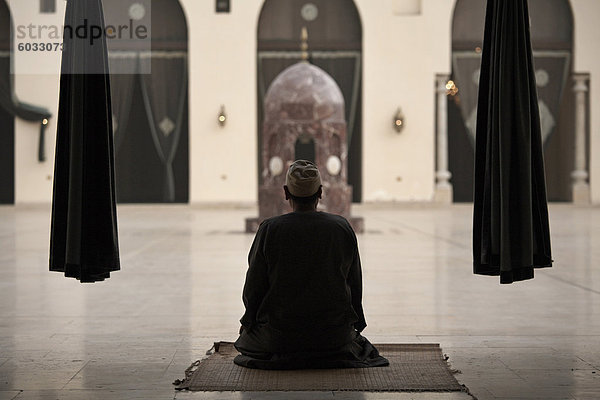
{"left": 573, "top": 73, "right": 589, "bottom": 93}
{"left": 571, "top": 170, "right": 589, "bottom": 182}
{"left": 436, "top": 170, "right": 452, "bottom": 182}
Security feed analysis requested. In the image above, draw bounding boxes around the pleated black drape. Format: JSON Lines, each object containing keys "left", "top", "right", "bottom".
{"left": 108, "top": 56, "right": 138, "bottom": 154}
{"left": 50, "top": 0, "right": 120, "bottom": 283}
{"left": 140, "top": 54, "right": 187, "bottom": 203}
{"left": 473, "top": 0, "right": 553, "bottom": 284}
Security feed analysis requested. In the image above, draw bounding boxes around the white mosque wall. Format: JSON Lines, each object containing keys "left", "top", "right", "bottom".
{"left": 9, "top": 0, "right": 600, "bottom": 204}
{"left": 357, "top": 0, "right": 453, "bottom": 202}
{"left": 179, "top": 0, "right": 454, "bottom": 203}
{"left": 14, "top": 74, "right": 59, "bottom": 204}
{"left": 10, "top": 0, "right": 63, "bottom": 204}
{"left": 179, "top": 0, "right": 259, "bottom": 204}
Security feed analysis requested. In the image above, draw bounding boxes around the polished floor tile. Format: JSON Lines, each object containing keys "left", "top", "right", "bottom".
{"left": 0, "top": 204, "right": 599, "bottom": 399}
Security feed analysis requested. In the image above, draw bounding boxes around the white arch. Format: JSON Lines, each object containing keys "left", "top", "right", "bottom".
{"left": 256, "top": 0, "right": 363, "bottom": 37}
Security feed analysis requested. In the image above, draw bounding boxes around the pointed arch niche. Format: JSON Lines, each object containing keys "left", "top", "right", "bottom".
{"left": 449, "top": 0, "right": 574, "bottom": 202}
{"left": 104, "top": 0, "right": 189, "bottom": 203}
{"left": 257, "top": 0, "right": 363, "bottom": 202}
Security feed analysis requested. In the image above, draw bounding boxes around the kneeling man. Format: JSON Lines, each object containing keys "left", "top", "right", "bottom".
{"left": 234, "top": 160, "right": 388, "bottom": 370}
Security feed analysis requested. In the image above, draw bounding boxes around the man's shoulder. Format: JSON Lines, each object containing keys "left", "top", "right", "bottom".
{"left": 262, "top": 212, "right": 353, "bottom": 231}
{"left": 317, "top": 211, "right": 352, "bottom": 226}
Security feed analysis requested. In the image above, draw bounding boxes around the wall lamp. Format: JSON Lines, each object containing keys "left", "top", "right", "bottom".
{"left": 393, "top": 108, "right": 405, "bottom": 133}
{"left": 446, "top": 80, "right": 459, "bottom": 96}
{"left": 218, "top": 105, "right": 227, "bottom": 127}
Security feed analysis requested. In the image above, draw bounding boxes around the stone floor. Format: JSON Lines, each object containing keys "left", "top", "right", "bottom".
{"left": 0, "top": 203, "right": 599, "bottom": 400}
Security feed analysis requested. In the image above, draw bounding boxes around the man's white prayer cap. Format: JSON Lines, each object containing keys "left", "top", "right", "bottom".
{"left": 285, "top": 160, "right": 322, "bottom": 197}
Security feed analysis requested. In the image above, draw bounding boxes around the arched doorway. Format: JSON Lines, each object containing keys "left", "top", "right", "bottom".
{"left": 0, "top": 0, "right": 14, "bottom": 204}
{"left": 450, "top": 0, "right": 574, "bottom": 202}
{"left": 295, "top": 135, "right": 316, "bottom": 163}
{"left": 257, "top": 0, "right": 363, "bottom": 202}
{"left": 105, "top": 0, "right": 189, "bottom": 203}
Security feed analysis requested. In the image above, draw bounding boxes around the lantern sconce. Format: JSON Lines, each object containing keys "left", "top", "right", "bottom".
{"left": 218, "top": 105, "right": 227, "bottom": 127}
{"left": 446, "top": 80, "right": 459, "bottom": 96}
{"left": 393, "top": 108, "right": 405, "bottom": 133}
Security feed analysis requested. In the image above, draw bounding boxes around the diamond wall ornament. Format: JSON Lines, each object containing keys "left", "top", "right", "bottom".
{"left": 159, "top": 117, "right": 175, "bottom": 137}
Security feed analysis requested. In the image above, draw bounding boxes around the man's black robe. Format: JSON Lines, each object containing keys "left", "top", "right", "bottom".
{"left": 235, "top": 211, "right": 387, "bottom": 369}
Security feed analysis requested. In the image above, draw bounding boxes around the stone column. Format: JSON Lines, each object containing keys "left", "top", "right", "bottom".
{"left": 572, "top": 74, "right": 590, "bottom": 204}
{"left": 434, "top": 74, "right": 453, "bottom": 203}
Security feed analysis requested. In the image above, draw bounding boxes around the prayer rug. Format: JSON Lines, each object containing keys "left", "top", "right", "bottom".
{"left": 176, "top": 342, "right": 464, "bottom": 392}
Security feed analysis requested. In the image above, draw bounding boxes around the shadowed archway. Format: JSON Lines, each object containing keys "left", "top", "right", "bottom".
{"left": 105, "top": 0, "right": 189, "bottom": 203}
{"left": 450, "top": 0, "right": 574, "bottom": 202}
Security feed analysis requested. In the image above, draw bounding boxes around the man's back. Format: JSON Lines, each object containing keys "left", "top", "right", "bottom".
{"left": 234, "top": 160, "right": 387, "bottom": 369}
{"left": 240, "top": 211, "right": 366, "bottom": 353}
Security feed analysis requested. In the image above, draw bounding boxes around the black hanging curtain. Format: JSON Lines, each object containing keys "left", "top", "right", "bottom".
{"left": 108, "top": 55, "right": 138, "bottom": 154}
{"left": 50, "top": 0, "right": 120, "bottom": 283}
{"left": 453, "top": 54, "right": 571, "bottom": 150}
{"left": 451, "top": 54, "right": 483, "bottom": 146}
{"left": 139, "top": 52, "right": 187, "bottom": 202}
{"left": 473, "top": 0, "right": 553, "bottom": 284}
